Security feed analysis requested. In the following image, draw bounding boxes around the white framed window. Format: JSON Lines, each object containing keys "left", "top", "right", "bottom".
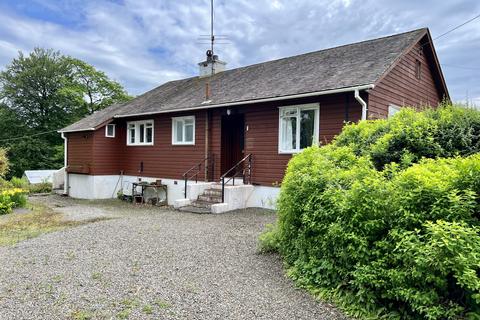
{"left": 172, "top": 116, "right": 195, "bottom": 145}
{"left": 105, "top": 124, "right": 116, "bottom": 138}
{"left": 388, "top": 104, "right": 401, "bottom": 118}
{"left": 278, "top": 103, "right": 319, "bottom": 154}
{"left": 127, "top": 120, "right": 154, "bottom": 146}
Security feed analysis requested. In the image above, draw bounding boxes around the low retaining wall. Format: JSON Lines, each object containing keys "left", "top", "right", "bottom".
{"left": 67, "top": 174, "right": 280, "bottom": 210}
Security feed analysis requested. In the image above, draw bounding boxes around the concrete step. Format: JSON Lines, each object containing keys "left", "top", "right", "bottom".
{"left": 197, "top": 194, "right": 222, "bottom": 203}
{"left": 202, "top": 188, "right": 223, "bottom": 196}
{"left": 191, "top": 200, "right": 216, "bottom": 209}
{"left": 178, "top": 205, "right": 211, "bottom": 214}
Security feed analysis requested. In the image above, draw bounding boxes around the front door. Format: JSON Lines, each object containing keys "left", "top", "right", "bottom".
{"left": 221, "top": 114, "right": 245, "bottom": 175}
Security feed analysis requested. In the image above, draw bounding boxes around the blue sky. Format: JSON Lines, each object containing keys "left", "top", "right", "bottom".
{"left": 0, "top": 0, "right": 479, "bottom": 105}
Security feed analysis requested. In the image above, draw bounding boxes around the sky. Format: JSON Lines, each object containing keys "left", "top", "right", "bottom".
{"left": 0, "top": 0, "right": 479, "bottom": 105}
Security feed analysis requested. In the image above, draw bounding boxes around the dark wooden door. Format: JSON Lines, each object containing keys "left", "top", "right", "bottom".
{"left": 221, "top": 114, "right": 245, "bottom": 175}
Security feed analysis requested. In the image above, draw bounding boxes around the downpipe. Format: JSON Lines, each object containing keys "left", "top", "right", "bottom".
{"left": 354, "top": 89, "right": 369, "bottom": 121}
{"left": 61, "top": 132, "right": 69, "bottom": 195}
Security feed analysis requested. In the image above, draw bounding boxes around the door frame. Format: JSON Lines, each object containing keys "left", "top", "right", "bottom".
{"left": 220, "top": 113, "right": 245, "bottom": 175}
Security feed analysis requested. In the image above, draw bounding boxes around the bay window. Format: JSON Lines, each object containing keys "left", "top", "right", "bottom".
{"left": 172, "top": 116, "right": 195, "bottom": 145}
{"left": 127, "top": 120, "right": 154, "bottom": 146}
{"left": 279, "top": 104, "right": 319, "bottom": 153}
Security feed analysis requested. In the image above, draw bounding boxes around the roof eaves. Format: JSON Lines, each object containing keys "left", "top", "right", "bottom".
{"left": 58, "top": 127, "right": 96, "bottom": 133}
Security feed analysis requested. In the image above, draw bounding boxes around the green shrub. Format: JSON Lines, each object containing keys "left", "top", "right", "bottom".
{"left": 0, "top": 148, "right": 8, "bottom": 177}
{"left": 29, "top": 182, "right": 52, "bottom": 194}
{"left": 1, "top": 188, "right": 28, "bottom": 210}
{"left": 0, "top": 192, "right": 14, "bottom": 214}
{"left": 270, "top": 105, "right": 480, "bottom": 319}
{"left": 335, "top": 105, "right": 480, "bottom": 170}
{"left": 258, "top": 224, "right": 281, "bottom": 253}
{"left": 10, "top": 176, "right": 28, "bottom": 189}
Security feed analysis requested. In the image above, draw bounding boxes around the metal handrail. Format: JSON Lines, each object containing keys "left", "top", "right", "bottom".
{"left": 182, "top": 155, "right": 215, "bottom": 199}
{"left": 220, "top": 154, "right": 252, "bottom": 202}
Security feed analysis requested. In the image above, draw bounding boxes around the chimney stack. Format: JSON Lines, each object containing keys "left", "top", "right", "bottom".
{"left": 198, "top": 50, "right": 226, "bottom": 77}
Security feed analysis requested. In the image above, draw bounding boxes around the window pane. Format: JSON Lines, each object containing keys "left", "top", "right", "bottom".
{"left": 129, "top": 129, "right": 135, "bottom": 143}
{"left": 281, "top": 116, "right": 296, "bottom": 150}
{"left": 146, "top": 127, "right": 153, "bottom": 143}
{"left": 176, "top": 121, "right": 183, "bottom": 142}
{"left": 282, "top": 108, "right": 297, "bottom": 117}
{"left": 184, "top": 118, "right": 194, "bottom": 125}
{"left": 139, "top": 124, "right": 145, "bottom": 143}
{"left": 107, "top": 125, "right": 114, "bottom": 136}
{"left": 300, "top": 109, "right": 315, "bottom": 149}
{"left": 185, "top": 124, "right": 193, "bottom": 142}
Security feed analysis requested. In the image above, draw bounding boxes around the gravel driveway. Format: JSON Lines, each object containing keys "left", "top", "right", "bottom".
{"left": 0, "top": 196, "right": 345, "bottom": 320}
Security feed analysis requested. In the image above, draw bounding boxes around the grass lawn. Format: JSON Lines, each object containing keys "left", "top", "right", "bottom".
{"left": 0, "top": 202, "right": 102, "bottom": 246}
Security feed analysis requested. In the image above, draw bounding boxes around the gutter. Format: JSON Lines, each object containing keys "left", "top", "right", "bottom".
{"left": 61, "top": 133, "right": 69, "bottom": 195}
{"left": 113, "top": 84, "right": 375, "bottom": 119}
{"left": 58, "top": 127, "right": 95, "bottom": 134}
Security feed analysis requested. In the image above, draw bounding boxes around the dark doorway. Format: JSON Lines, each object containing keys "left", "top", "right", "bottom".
{"left": 221, "top": 114, "right": 245, "bottom": 175}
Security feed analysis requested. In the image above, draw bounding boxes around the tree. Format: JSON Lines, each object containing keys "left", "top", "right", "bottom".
{"left": 0, "top": 48, "right": 132, "bottom": 178}
{"left": 0, "top": 147, "right": 8, "bottom": 177}
{"left": 67, "top": 58, "right": 132, "bottom": 115}
{"left": 0, "top": 48, "right": 80, "bottom": 132}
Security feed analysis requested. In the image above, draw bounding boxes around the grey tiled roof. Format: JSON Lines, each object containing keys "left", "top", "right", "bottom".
{"left": 60, "top": 28, "right": 427, "bottom": 132}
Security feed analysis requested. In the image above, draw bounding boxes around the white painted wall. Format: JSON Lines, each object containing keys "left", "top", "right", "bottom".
{"left": 68, "top": 174, "right": 212, "bottom": 206}
{"left": 68, "top": 174, "right": 281, "bottom": 210}
{"left": 52, "top": 168, "right": 65, "bottom": 190}
{"left": 68, "top": 174, "right": 95, "bottom": 199}
{"left": 246, "top": 185, "right": 280, "bottom": 210}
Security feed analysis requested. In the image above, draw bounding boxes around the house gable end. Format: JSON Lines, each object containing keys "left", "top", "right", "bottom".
{"left": 368, "top": 32, "right": 448, "bottom": 118}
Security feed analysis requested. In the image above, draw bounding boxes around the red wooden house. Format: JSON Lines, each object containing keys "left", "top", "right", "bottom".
{"left": 59, "top": 28, "right": 449, "bottom": 213}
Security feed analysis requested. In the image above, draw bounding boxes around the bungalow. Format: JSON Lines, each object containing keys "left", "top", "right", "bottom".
{"left": 59, "top": 28, "right": 449, "bottom": 213}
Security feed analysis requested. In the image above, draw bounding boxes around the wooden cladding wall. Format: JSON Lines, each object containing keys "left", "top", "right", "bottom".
{"left": 66, "top": 132, "right": 94, "bottom": 174}
{"left": 91, "top": 125, "right": 125, "bottom": 175}
{"left": 241, "top": 93, "right": 360, "bottom": 186}
{"left": 369, "top": 40, "right": 443, "bottom": 118}
{"left": 66, "top": 93, "right": 362, "bottom": 186}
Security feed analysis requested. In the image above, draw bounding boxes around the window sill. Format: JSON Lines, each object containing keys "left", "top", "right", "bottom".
{"left": 127, "top": 143, "right": 154, "bottom": 146}
{"left": 278, "top": 150, "right": 300, "bottom": 155}
{"left": 172, "top": 142, "right": 195, "bottom": 146}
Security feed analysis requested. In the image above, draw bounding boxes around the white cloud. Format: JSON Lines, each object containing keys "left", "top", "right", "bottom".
{"left": 0, "top": 0, "right": 478, "bottom": 102}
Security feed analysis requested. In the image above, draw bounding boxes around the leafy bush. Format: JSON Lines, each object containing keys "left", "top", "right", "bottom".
{"left": 265, "top": 105, "right": 480, "bottom": 319}
{"left": 10, "top": 176, "right": 29, "bottom": 189}
{"left": 0, "top": 193, "right": 14, "bottom": 214}
{"left": 335, "top": 105, "right": 480, "bottom": 170}
{"left": 0, "top": 188, "right": 27, "bottom": 214}
{"left": 28, "top": 182, "right": 52, "bottom": 194}
{"left": 258, "top": 224, "right": 281, "bottom": 253}
{"left": 0, "top": 148, "right": 8, "bottom": 177}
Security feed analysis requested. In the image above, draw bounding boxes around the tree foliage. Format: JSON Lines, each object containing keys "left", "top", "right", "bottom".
{"left": 0, "top": 148, "right": 8, "bottom": 177}
{"left": 66, "top": 57, "right": 131, "bottom": 115}
{"left": 263, "top": 105, "right": 480, "bottom": 319}
{"left": 0, "top": 48, "right": 132, "bottom": 178}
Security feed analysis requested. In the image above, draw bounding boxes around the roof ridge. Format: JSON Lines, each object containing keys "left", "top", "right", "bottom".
{"left": 220, "top": 27, "right": 428, "bottom": 74}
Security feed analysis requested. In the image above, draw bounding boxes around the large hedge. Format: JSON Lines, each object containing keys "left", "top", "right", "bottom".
{"left": 265, "top": 105, "right": 480, "bottom": 319}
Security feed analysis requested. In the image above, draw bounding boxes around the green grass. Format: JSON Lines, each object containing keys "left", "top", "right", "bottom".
{"left": 154, "top": 299, "right": 171, "bottom": 309}
{"left": 70, "top": 309, "right": 93, "bottom": 320}
{"left": 0, "top": 202, "right": 106, "bottom": 246}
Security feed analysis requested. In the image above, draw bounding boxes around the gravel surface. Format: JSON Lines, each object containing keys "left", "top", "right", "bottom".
{"left": 0, "top": 196, "right": 346, "bottom": 320}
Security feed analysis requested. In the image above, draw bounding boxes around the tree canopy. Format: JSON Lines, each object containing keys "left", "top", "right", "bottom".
{"left": 0, "top": 48, "right": 132, "bottom": 178}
